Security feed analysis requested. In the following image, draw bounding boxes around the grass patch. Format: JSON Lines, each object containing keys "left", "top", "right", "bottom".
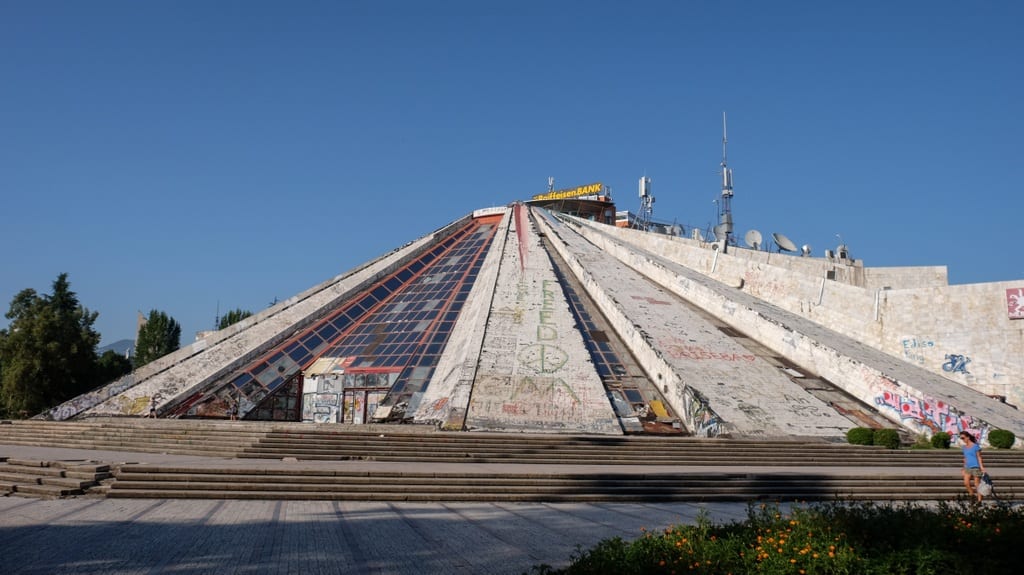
{"left": 527, "top": 499, "right": 1023, "bottom": 574}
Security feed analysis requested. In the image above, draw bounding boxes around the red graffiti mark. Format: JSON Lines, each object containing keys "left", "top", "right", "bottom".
{"left": 631, "top": 295, "right": 671, "bottom": 305}
{"left": 663, "top": 343, "right": 756, "bottom": 362}
{"left": 514, "top": 203, "right": 528, "bottom": 272}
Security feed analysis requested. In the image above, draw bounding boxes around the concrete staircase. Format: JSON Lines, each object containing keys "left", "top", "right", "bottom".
{"left": 103, "top": 465, "right": 1024, "bottom": 502}
{"left": 241, "top": 428, "right": 1024, "bottom": 468}
{"left": 0, "top": 457, "right": 112, "bottom": 498}
{"left": 1, "top": 418, "right": 267, "bottom": 456}
{"left": 4, "top": 419, "right": 1024, "bottom": 502}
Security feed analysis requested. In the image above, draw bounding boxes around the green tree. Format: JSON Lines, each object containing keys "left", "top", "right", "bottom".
{"left": 95, "top": 349, "right": 133, "bottom": 384}
{"left": 217, "top": 308, "right": 253, "bottom": 330}
{"left": 0, "top": 274, "right": 101, "bottom": 417}
{"left": 134, "top": 309, "right": 181, "bottom": 368}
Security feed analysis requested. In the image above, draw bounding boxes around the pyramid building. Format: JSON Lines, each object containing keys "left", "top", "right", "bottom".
{"left": 44, "top": 188, "right": 1024, "bottom": 443}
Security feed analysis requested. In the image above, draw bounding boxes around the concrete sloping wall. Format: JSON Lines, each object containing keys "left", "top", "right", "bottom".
{"left": 535, "top": 209, "right": 854, "bottom": 439}
{"left": 462, "top": 205, "right": 621, "bottom": 434}
{"left": 586, "top": 222, "right": 1022, "bottom": 410}
{"left": 564, "top": 215, "right": 1024, "bottom": 444}
{"left": 49, "top": 217, "right": 471, "bottom": 420}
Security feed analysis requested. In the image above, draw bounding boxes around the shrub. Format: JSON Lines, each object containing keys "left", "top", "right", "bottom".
{"left": 987, "top": 429, "right": 1016, "bottom": 449}
{"left": 846, "top": 427, "right": 875, "bottom": 446}
{"left": 874, "top": 428, "right": 901, "bottom": 449}
{"left": 930, "top": 431, "right": 951, "bottom": 449}
{"left": 537, "top": 500, "right": 1024, "bottom": 575}
{"left": 911, "top": 433, "right": 930, "bottom": 449}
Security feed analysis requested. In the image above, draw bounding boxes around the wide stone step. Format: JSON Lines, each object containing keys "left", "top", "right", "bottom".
{"left": 10, "top": 483, "right": 83, "bottom": 497}
{"left": 8, "top": 419, "right": 1024, "bottom": 504}
{"left": 108, "top": 474, "right": 969, "bottom": 490}
{"left": 1, "top": 433, "right": 241, "bottom": 446}
{"left": 105, "top": 465, "right": 1024, "bottom": 502}
{"left": 39, "top": 476, "right": 97, "bottom": 489}
{"left": 2, "top": 463, "right": 67, "bottom": 476}
{"left": 0, "top": 472, "right": 42, "bottom": 484}
{"left": 234, "top": 452, "right": 957, "bottom": 468}
{"left": 0, "top": 458, "right": 123, "bottom": 499}
{"left": 100, "top": 485, "right": 986, "bottom": 503}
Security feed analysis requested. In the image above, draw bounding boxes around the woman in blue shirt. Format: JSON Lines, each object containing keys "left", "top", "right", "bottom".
{"left": 959, "top": 431, "right": 986, "bottom": 502}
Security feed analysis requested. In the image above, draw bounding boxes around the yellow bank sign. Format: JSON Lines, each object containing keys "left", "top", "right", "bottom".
{"left": 531, "top": 182, "right": 604, "bottom": 201}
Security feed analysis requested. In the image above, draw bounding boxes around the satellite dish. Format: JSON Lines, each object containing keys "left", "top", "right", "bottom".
{"left": 692, "top": 228, "right": 705, "bottom": 242}
{"left": 801, "top": 244, "right": 812, "bottom": 256}
{"left": 744, "top": 229, "right": 762, "bottom": 250}
{"left": 771, "top": 232, "right": 798, "bottom": 253}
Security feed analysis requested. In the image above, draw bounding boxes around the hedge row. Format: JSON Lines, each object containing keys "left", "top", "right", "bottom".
{"left": 847, "top": 427, "right": 1017, "bottom": 449}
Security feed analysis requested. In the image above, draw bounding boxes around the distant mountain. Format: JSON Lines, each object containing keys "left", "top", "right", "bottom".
{"left": 98, "top": 339, "right": 134, "bottom": 358}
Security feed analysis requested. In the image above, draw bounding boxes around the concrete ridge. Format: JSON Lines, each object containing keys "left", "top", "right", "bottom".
{"left": 554, "top": 212, "right": 1024, "bottom": 440}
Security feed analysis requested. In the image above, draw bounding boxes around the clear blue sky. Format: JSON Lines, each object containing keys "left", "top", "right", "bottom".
{"left": 2, "top": 1, "right": 1022, "bottom": 346}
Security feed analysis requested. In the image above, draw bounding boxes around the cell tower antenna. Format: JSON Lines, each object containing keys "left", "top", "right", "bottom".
{"left": 636, "top": 175, "right": 653, "bottom": 231}
{"left": 715, "top": 112, "right": 734, "bottom": 248}
{"left": 722, "top": 112, "right": 728, "bottom": 165}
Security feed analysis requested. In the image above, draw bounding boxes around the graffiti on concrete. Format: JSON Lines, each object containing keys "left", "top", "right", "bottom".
{"left": 942, "top": 354, "right": 972, "bottom": 376}
{"left": 511, "top": 375, "right": 581, "bottom": 404}
{"left": 497, "top": 278, "right": 587, "bottom": 420}
{"left": 899, "top": 336, "right": 934, "bottom": 365}
{"left": 469, "top": 275, "right": 601, "bottom": 426}
{"left": 117, "top": 395, "right": 153, "bottom": 416}
{"left": 517, "top": 343, "right": 569, "bottom": 373}
{"left": 1007, "top": 287, "right": 1024, "bottom": 319}
{"left": 741, "top": 270, "right": 788, "bottom": 299}
{"left": 44, "top": 374, "right": 136, "bottom": 421}
{"left": 681, "top": 388, "right": 722, "bottom": 437}
{"left": 659, "top": 339, "right": 756, "bottom": 362}
{"left": 874, "top": 389, "right": 988, "bottom": 439}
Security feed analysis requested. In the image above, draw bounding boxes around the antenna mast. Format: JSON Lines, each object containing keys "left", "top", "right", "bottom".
{"left": 636, "top": 176, "right": 653, "bottom": 231}
{"left": 716, "top": 111, "right": 734, "bottom": 247}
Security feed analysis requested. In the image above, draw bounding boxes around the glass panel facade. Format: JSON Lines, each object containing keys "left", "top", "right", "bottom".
{"left": 219, "top": 214, "right": 502, "bottom": 421}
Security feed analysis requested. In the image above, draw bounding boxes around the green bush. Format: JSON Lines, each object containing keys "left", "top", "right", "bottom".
{"left": 846, "top": 427, "right": 875, "bottom": 445}
{"left": 874, "top": 428, "right": 901, "bottom": 449}
{"left": 988, "top": 429, "right": 1016, "bottom": 449}
{"left": 930, "top": 431, "right": 951, "bottom": 449}
{"left": 534, "top": 500, "right": 1024, "bottom": 575}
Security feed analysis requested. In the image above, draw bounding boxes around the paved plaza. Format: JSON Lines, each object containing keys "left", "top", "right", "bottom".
{"left": 0, "top": 494, "right": 756, "bottom": 575}
{"left": 0, "top": 443, "right": 778, "bottom": 575}
{"left": 3, "top": 443, "right": 1003, "bottom": 575}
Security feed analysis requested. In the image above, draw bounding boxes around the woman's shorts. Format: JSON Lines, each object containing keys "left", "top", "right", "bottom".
{"left": 966, "top": 467, "right": 983, "bottom": 477}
